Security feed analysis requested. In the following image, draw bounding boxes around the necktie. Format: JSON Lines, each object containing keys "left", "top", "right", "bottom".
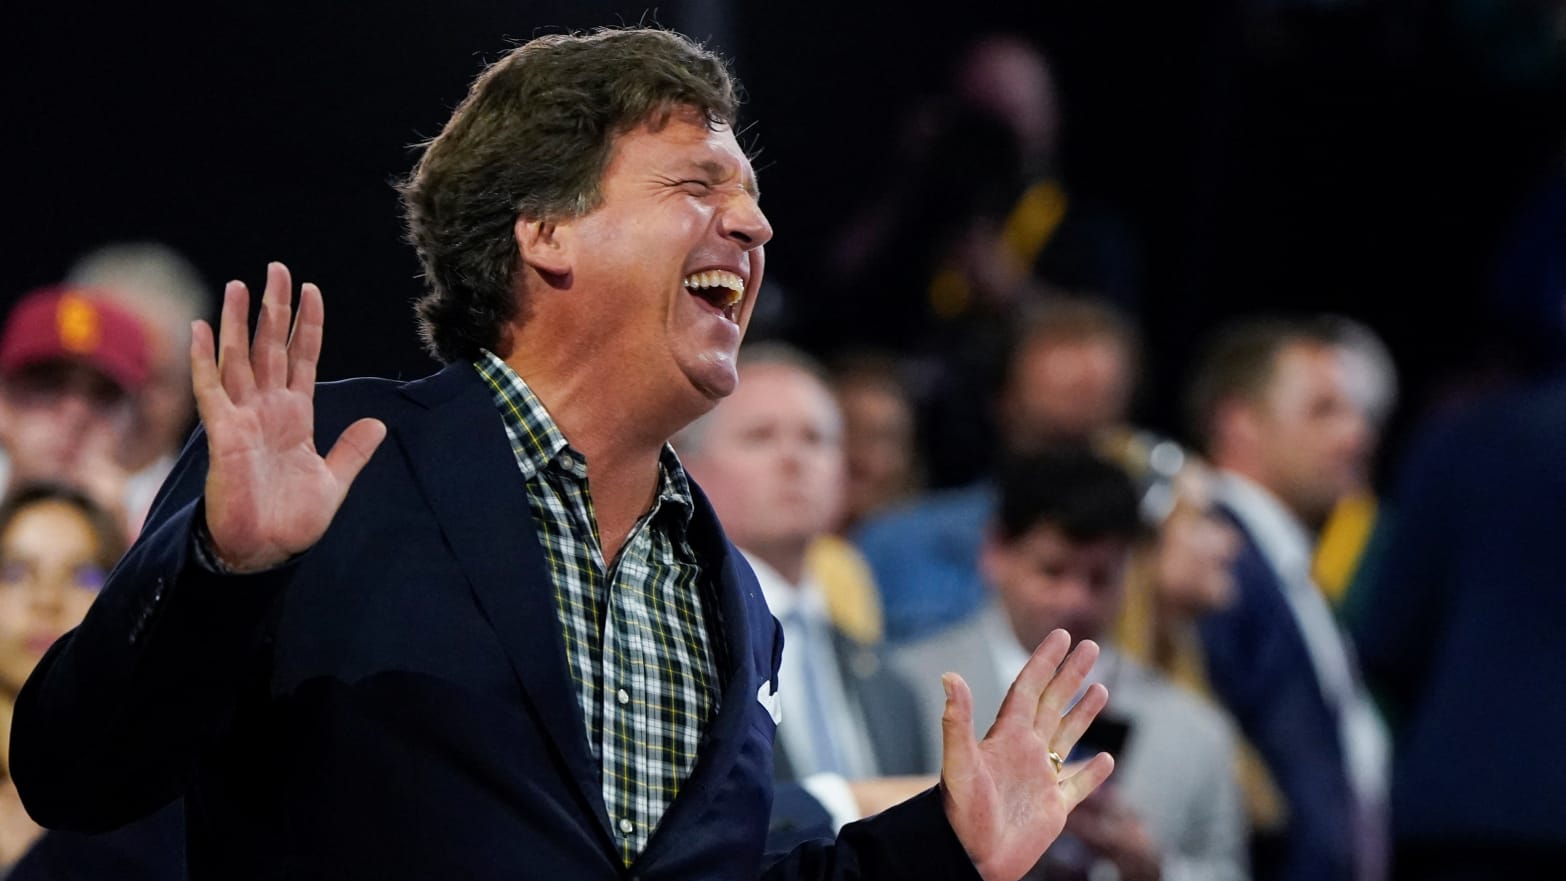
{"left": 785, "top": 608, "right": 848, "bottom": 776}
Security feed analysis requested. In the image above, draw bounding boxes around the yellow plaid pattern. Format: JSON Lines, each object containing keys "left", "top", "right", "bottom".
{"left": 475, "top": 352, "right": 721, "bottom": 865}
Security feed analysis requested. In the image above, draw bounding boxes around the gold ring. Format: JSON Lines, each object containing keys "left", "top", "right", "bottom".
{"left": 1048, "top": 750, "right": 1065, "bottom": 774}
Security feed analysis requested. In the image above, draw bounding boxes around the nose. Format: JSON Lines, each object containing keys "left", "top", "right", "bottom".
{"left": 1060, "top": 576, "right": 1095, "bottom": 607}
{"left": 776, "top": 439, "right": 806, "bottom": 475}
{"left": 720, "top": 191, "right": 773, "bottom": 250}
{"left": 51, "top": 391, "right": 98, "bottom": 432}
{"left": 28, "top": 575, "right": 67, "bottom": 618}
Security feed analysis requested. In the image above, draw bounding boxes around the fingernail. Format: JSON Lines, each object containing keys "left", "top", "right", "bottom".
{"left": 941, "top": 673, "right": 953, "bottom": 701}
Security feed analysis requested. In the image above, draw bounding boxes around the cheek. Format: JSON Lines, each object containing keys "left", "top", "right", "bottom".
{"left": 1016, "top": 578, "right": 1063, "bottom": 613}
{"left": 805, "top": 450, "right": 842, "bottom": 486}
{"left": 1290, "top": 430, "right": 1334, "bottom": 468}
{"left": 62, "top": 590, "right": 97, "bottom": 627}
{"left": 0, "top": 596, "right": 29, "bottom": 638}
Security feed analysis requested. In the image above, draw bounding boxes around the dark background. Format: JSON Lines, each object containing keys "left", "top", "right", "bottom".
{"left": 9, "top": 0, "right": 1565, "bottom": 476}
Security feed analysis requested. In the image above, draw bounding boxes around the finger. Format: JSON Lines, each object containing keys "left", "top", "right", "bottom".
{"left": 1036, "top": 636, "right": 1100, "bottom": 723}
{"left": 190, "top": 319, "right": 235, "bottom": 422}
{"left": 217, "top": 280, "right": 256, "bottom": 399}
{"left": 1047, "top": 682, "right": 1108, "bottom": 753}
{"left": 323, "top": 418, "right": 388, "bottom": 493}
{"left": 1059, "top": 751, "right": 1115, "bottom": 809}
{"left": 939, "top": 673, "right": 981, "bottom": 785}
{"left": 252, "top": 262, "right": 293, "bottom": 389}
{"left": 287, "top": 282, "right": 324, "bottom": 394}
{"left": 989, "top": 628, "right": 1071, "bottom": 736}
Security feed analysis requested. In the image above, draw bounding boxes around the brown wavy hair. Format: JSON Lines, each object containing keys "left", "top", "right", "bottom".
{"left": 399, "top": 27, "right": 741, "bottom": 363}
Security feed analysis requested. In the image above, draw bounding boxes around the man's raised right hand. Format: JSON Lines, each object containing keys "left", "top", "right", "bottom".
{"left": 190, "top": 262, "right": 386, "bottom": 573}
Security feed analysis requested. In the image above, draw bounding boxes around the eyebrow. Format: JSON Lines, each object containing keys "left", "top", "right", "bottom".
{"left": 689, "top": 159, "right": 761, "bottom": 201}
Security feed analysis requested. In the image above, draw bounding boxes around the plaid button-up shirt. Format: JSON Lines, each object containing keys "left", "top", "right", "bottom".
{"left": 476, "top": 352, "right": 722, "bottom": 866}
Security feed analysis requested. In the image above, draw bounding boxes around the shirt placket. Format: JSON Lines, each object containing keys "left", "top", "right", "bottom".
{"left": 603, "top": 512, "right": 658, "bottom": 864}
{"left": 477, "top": 355, "right": 708, "bottom": 867}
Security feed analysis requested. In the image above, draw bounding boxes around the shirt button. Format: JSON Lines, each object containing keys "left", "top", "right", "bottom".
{"left": 617, "top": 688, "right": 630, "bottom": 705}
{"left": 619, "top": 818, "right": 635, "bottom": 834}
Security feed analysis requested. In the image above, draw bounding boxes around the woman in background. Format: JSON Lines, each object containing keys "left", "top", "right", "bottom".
{"left": 0, "top": 484, "right": 183, "bottom": 880}
{"left": 0, "top": 483, "right": 124, "bottom": 827}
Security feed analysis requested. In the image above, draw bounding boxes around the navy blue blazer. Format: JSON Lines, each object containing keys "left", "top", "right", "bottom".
{"left": 1198, "top": 508, "right": 1356, "bottom": 881}
{"left": 11, "top": 363, "right": 978, "bottom": 881}
{"left": 1350, "top": 373, "right": 1566, "bottom": 859}
{"left": 7, "top": 800, "right": 186, "bottom": 881}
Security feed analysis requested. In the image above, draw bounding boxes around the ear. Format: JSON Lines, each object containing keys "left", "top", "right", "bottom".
{"left": 514, "top": 216, "right": 572, "bottom": 278}
{"left": 978, "top": 529, "right": 1007, "bottom": 587}
{"left": 1212, "top": 397, "right": 1261, "bottom": 455}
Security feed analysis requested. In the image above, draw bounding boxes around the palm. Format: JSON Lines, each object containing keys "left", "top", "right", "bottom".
{"left": 940, "top": 630, "right": 1115, "bottom": 881}
{"left": 193, "top": 263, "right": 385, "bottom": 572}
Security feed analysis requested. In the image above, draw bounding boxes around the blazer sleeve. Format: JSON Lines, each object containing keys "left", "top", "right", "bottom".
{"left": 767, "top": 782, "right": 838, "bottom": 854}
{"left": 10, "top": 429, "right": 292, "bottom": 833}
{"left": 762, "top": 787, "right": 982, "bottom": 881}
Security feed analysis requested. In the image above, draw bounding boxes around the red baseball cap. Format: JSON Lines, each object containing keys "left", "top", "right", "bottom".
{"left": 0, "top": 287, "right": 151, "bottom": 393}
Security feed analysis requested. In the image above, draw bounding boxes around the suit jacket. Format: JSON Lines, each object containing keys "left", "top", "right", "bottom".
{"left": 771, "top": 628, "right": 930, "bottom": 784}
{"left": 765, "top": 628, "right": 931, "bottom": 857}
{"left": 6, "top": 800, "right": 186, "bottom": 881}
{"left": 1199, "top": 504, "right": 1358, "bottom": 881}
{"left": 1350, "top": 371, "right": 1566, "bottom": 858}
{"left": 10, "top": 363, "right": 980, "bottom": 881}
{"left": 894, "top": 606, "right": 1248, "bottom": 881}
{"left": 853, "top": 483, "right": 994, "bottom": 645}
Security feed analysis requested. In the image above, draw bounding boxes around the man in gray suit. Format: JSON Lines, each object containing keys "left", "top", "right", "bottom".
{"left": 679, "top": 344, "right": 930, "bottom": 832}
{"left": 895, "top": 448, "right": 1248, "bottom": 881}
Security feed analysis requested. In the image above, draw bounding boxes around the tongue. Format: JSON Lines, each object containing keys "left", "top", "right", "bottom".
{"left": 689, "top": 285, "right": 728, "bottom": 309}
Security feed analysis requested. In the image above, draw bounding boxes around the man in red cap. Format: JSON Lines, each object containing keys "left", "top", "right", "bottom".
{"left": 0, "top": 286, "right": 151, "bottom": 524}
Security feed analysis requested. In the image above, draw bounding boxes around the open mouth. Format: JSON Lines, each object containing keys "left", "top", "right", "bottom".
{"left": 683, "top": 270, "right": 745, "bottom": 322}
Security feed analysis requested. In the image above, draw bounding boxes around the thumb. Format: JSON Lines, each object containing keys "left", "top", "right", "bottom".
{"left": 323, "top": 418, "right": 388, "bottom": 490}
{"left": 940, "top": 672, "right": 980, "bottom": 783}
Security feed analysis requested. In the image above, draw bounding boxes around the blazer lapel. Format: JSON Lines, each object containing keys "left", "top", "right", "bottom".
{"left": 831, "top": 629, "right": 904, "bottom": 776}
{"left": 635, "top": 486, "right": 765, "bottom": 868}
{"left": 396, "top": 364, "right": 615, "bottom": 846}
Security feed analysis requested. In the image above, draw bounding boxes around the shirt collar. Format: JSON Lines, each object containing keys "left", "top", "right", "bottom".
{"left": 655, "top": 445, "right": 697, "bottom": 535}
{"left": 475, "top": 349, "right": 573, "bottom": 481}
{"left": 1214, "top": 470, "right": 1313, "bottom": 575}
{"left": 475, "top": 350, "right": 695, "bottom": 532}
{"left": 979, "top": 601, "right": 1121, "bottom": 694}
{"left": 981, "top": 603, "right": 1034, "bottom": 687}
{"left": 743, "top": 551, "right": 829, "bottom": 623}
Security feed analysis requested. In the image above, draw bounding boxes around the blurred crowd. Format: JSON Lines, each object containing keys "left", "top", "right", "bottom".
{"left": 2, "top": 16, "right": 1564, "bottom": 881}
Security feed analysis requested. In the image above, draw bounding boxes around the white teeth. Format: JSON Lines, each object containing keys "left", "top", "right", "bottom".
{"left": 683, "top": 270, "right": 745, "bottom": 309}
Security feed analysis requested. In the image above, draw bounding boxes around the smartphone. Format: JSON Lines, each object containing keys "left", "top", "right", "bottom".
{"left": 1072, "top": 713, "right": 1133, "bottom": 761}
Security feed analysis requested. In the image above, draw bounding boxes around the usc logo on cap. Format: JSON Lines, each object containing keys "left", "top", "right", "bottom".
{"left": 55, "top": 294, "right": 102, "bottom": 355}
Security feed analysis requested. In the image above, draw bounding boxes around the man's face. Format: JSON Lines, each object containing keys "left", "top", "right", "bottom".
{"left": 0, "top": 361, "right": 132, "bottom": 485}
{"left": 118, "top": 310, "right": 193, "bottom": 465}
{"left": 1001, "top": 335, "right": 1132, "bottom": 453}
{"left": 983, "top": 523, "right": 1130, "bottom": 653}
{"left": 835, "top": 378, "right": 916, "bottom": 526}
{"left": 551, "top": 108, "right": 772, "bottom": 411}
{"left": 1250, "top": 342, "right": 1370, "bottom": 524}
{"left": 683, "top": 363, "right": 844, "bottom": 558}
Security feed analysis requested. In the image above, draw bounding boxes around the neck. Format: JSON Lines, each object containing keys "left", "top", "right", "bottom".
{"left": 504, "top": 325, "right": 710, "bottom": 458}
{"left": 500, "top": 344, "right": 682, "bottom": 565}
{"left": 122, "top": 435, "right": 170, "bottom": 472}
{"left": 1215, "top": 454, "right": 1276, "bottom": 504}
{"left": 749, "top": 540, "right": 810, "bottom": 587}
